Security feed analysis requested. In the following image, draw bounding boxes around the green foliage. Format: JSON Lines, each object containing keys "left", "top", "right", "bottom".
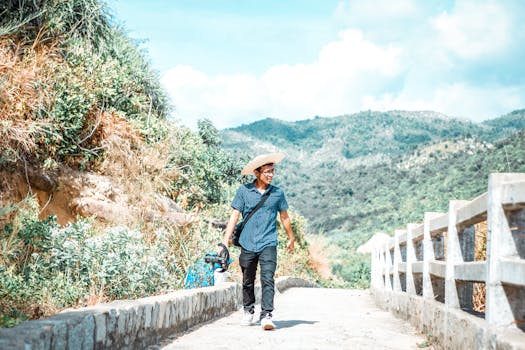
{"left": 198, "top": 118, "right": 222, "bottom": 148}
{"left": 224, "top": 111, "right": 482, "bottom": 159}
{"left": 0, "top": 0, "right": 111, "bottom": 47}
{"left": 332, "top": 254, "right": 370, "bottom": 289}
{"left": 169, "top": 122, "right": 243, "bottom": 207}
{"left": 482, "top": 109, "right": 525, "bottom": 139}
{"left": 45, "top": 224, "right": 180, "bottom": 299}
{"left": 1, "top": 0, "right": 169, "bottom": 168}
{"left": 0, "top": 199, "right": 182, "bottom": 327}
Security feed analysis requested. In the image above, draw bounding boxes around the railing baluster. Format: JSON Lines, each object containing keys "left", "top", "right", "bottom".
{"left": 406, "top": 223, "right": 418, "bottom": 295}
{"left": 423, "top": 212, "right": 441, "bottom": 300}
{"left": 445, "top": 200, "right": 468, "bottom": 309}
{"left": 393, "top": 230, "right": 403, "bottom": 292}
{"left": 486, "top": 173, "right": 525, "bottom": 329}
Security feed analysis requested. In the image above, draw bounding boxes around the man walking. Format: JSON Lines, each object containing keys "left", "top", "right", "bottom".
{"left": 220, "top": 152, "right": 295, "bottom": 330}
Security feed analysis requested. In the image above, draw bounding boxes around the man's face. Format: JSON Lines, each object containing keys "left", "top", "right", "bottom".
{"left": 255, "top": 164, "right": 275, "bottom": 185}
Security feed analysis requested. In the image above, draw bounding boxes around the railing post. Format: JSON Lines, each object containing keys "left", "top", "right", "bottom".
{"left": 423, "top": 212, "right": 441, "bottom": 300}
{"left": 486, "top": 173, "right": 524, "bottom": 327}
{"left": 393, "top": 230, "right": 404, "bottom": 292}
{"left": 371, "top": 248, "right": 378, "bottom": 288}
{"left": 406, "top": 223, "right": 418, "bottom": 295}
{"left": 383, "top": 244, "right": 390, "bottom": 290}
{"left": 445, "top": 200, "right": 469, "bottom": 308}
{"left": 385, "top": 242, "right": 393, "bottom": 291}
{"left": 370, "top": 248, "right": 377, "bottom": 288}
{"left": 379, "top": 245, "right": 387, "bottom": 290}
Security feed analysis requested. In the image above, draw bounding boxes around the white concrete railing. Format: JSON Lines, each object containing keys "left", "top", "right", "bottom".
{"left": 371, "top": 173, "right": 525, "bottom": 349}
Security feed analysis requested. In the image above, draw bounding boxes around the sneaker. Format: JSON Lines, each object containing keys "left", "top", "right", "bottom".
{"left": 241, "top": 310, "right": 254, "bottom": 326}
{"left": 261, "top": 314, "right": 275, "bottom": 330}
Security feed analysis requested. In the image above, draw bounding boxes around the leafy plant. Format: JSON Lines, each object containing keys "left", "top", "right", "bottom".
{"left": 0, "top": 0, "right": 169, "bottom": 169}
{"left": 0, "top": 202, "right": 184, "bottom": 327}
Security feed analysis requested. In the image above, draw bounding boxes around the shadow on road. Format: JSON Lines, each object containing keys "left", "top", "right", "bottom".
{"left": 274, "top": 320, "right": 318, "bottom": 329}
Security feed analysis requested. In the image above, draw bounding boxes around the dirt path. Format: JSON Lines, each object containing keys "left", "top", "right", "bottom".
{"left": 158, "top": 288, "right": 428, "bottom": 350}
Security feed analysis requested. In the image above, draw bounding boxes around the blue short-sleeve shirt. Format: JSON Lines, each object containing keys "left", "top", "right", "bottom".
{"left": 231, "top": 183, "right": 289, "bottom": 252}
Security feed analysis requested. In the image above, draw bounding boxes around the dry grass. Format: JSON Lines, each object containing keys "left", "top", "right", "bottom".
{"left": 0, "top": 33, "right": 199, "bottom": 267}
{"left": 96, "top": 118, "right": 190, "bottom": 239}
{"left": 473, "top": 221, "right": 487, "bottom": 312}
{"left": 306, "top": 234, "right": 334, "bottom": 279}
{"left": 0, "top": 30, "right": 198, "bottom": 251}
{"left": 472, "top": 283, "right": 486, "bottom": 313}
{"left": 474, "top": 221, "right": 487, "bottom": 261}
{"left": 0, "top": 38, "right": 60, "bottom": 162}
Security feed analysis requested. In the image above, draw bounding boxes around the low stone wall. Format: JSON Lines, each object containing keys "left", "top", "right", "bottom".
{"left": 276, "top": 276, "right": 318, "bottom": 292}
{"left": 371, "top": 288, "right": 525, "bottom": 350}
{"left": 0, "top": 277, "right": 315, "bottom": 350}
{"left": 0, "top": 283, "right": 240, "bottom": 350}
{"left": 252, "top": 276, "right": 319, "bottom": 305}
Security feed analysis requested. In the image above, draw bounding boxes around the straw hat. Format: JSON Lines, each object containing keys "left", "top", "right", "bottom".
{"left": 241, "top": 152, "right": 285, "bottom": 176}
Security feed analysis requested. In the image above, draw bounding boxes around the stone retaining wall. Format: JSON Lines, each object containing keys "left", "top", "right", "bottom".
{"left": 0, "top": 276, "right": 314, "bottom": 350}
{"left": 371, "top": 288, "right": 525, "bottom": 350}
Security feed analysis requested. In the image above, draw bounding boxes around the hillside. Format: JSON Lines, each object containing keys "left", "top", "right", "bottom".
{"left": 221, "top": 110, "right": 525, "bottom": 285}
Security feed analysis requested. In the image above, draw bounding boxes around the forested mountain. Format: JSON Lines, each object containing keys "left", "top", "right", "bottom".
{"left": 221, "top": 109, "right": 525, "bottom": 285}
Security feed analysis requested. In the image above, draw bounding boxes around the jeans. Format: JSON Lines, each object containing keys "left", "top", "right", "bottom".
{"left": 239, "top": 245, "right": 277, "bottom": 318}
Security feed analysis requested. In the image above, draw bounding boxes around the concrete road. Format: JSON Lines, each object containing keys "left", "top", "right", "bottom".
{"left": 158, "top": 288, "right": 429, "bottom": 350}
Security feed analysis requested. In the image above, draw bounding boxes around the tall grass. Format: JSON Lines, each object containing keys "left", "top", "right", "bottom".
{"left": 0, "top": 0, "right": 168, "bottom": 169}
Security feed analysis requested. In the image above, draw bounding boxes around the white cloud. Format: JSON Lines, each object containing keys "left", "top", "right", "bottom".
{"left": 161, "top": 29, "right": 403, "bottom": 129}
{"left": 333, "top": 0, "right": 425, "bottom": 44}
{"left": 431, "top": 1, "right": 511, "bottom": 59}
{"left": 161, "top": 66, "right": 267, "bottom": 129}
{"left": 362, "top": 83, "right": 525, "bottom": 121}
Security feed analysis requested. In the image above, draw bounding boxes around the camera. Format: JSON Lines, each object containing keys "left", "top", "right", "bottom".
{"left": 204, "top": 243, "right": 230, "bottom": 272}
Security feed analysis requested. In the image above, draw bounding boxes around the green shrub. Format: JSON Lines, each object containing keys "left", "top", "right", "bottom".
{"left": 0, "top": 202, "right": 183, "bottom": 327}
{"left": 1, "top": 0, "right": 169, "bottom": 168}
{"left": 332, "top": 254, "right": 370, "bottom": 289}
{"left": 167, "top": 120, "right": 243, "bottom": 207}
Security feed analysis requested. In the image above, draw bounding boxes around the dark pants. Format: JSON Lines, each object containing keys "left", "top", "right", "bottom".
{"left": 239, "top": 245, "right": 277, "bottom": 319}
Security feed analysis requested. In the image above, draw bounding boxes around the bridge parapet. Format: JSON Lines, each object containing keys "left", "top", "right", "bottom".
{"left": 371, "top": 173, "right": 525, "bottom": 349}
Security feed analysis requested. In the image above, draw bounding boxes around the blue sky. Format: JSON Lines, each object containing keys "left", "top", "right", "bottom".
{"left": 108, "top": 0, "right": 525, "bottom": 129}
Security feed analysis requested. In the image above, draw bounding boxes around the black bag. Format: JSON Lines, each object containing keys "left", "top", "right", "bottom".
{"left": 232, "top": 188, "right": 272, "bottom": 247}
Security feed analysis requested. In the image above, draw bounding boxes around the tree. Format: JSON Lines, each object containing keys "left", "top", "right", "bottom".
{"left": 198, "top": 119, "right": 221, "bottom": 148}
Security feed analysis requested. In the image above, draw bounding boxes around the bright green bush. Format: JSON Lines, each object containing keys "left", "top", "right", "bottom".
{"left": 167, "top": 120, "right": 244, "bottom": 207}
{"left": 0, "top": 200, "right": 182, "bottom": 327}
{"left": 332, "top": 254, "right": 370, "bottom": 289}
{"left": 45, "top": 223, "right": 180, "bottom": 299}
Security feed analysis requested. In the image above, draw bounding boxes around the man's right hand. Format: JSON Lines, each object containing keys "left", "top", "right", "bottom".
{"left": 217, "top": 241, "right": 229, "bottom": 255}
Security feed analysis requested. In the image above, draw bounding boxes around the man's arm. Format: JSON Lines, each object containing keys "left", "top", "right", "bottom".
{"left": 279, "top": 210, "right": 295, "bottom": 253}
{"left": 221, "top": 209, "right": 241, "bottom": 249}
